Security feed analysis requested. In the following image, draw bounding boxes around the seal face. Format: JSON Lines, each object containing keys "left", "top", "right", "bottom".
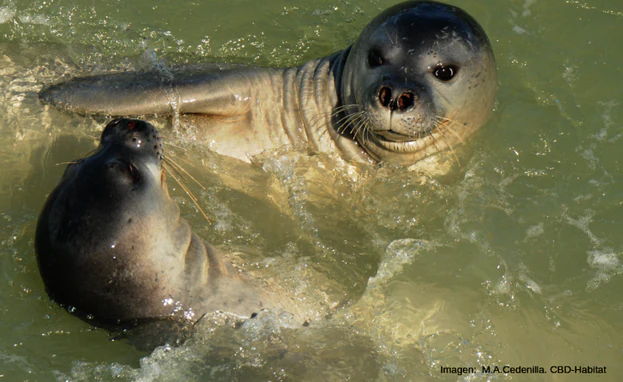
{"left": 39, "top": 1, "right": 496, "bottom": 166}
{"left": 35, "top": 119, "right": 267, "bottom": 328}
{"left": 339, "top": 1, "right": 497, "bottom": 163}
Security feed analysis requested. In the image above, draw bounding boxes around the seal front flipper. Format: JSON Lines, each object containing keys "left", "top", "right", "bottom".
{"left": 39, "top": 66, "right": 261, "bottom": 117}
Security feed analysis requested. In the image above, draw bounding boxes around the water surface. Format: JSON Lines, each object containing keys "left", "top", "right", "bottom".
{"left": 0, "top": 0, "right": 622, "bottom": 380}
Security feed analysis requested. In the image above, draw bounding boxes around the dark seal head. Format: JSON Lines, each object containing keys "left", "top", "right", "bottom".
{"left": 340, "top": 1, "right": 497, "bottom": 164}
{"left": 36, "top": 119, "right": 269, "bottom": 328}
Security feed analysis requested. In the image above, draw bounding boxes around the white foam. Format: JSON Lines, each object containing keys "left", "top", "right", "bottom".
{"left": 18, "top": 13, "right": 48, "bottom": 25}
{"left": 367, "top": 239, "right": 431, "bottom": 289}
{"left": 587, "top": 249, "right": 620, "bottom": 268}
{"left": 0, "top": 7, "right": 15, "bottom": 24}
{"left": 525, "top": 222, "right": 544, "bottom": 239}
{"left": 586, "top": 249, "right": 623, "bottom": 290}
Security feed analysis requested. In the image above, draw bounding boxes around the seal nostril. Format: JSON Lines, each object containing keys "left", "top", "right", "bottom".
{"left": 378, "top": 86, "right": 392, "bottom": 107}
{"left": 397, "top": 92, "right": 415, "bottom": 111}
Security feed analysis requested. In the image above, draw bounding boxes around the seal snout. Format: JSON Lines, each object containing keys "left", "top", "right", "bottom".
{"left": 101, "top": 118, "right": 164, "bottom": 161}
{"left": 377, "top": 85, "right": 417, "bottom": 112}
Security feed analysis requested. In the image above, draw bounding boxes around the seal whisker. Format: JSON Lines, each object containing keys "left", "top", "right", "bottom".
{"left": 333, "top": 109, "right": 359, "bottom": 135}
{"left": 163, "top": 162, "right": 212, "bottom": 223}
{"left": 435, "top": 125, "right": 461, "bottom": 167}
{"left": 336, "top": 110, "right": 365, "bottom": 135}
{"left": 348, "top": 115, "right": 362, "bottom": 139}
{"left": 302, "top": 105, "right": 346, "bottom": 143}
{"left": 331, "top": 104, "right": 360, "bottom": 115}
{"left": 337, "top": 115, "right": 357, "bottom": 136}
{"left": 161, "top": 157, "right": 188, "bottom": 180}
{"left": 162, "top": 141, "right": 188, "bottom": 151}
{"left": 342, "top": 111, "right": 365, "bottom": 137}
{"left": 330, "top": 103, "right": 362, "bottom": 133}
{"left": 436, "top": 116, "right": 465, "bottom": 144}
{"left": 332, "top": 104, "right": 361, "bottom": 117}
{"left": 306, "top": 110, "right": 328, "bottom": 128}
{"left": 162, "top": 150, "right": 202, "bottom": 172}
{"left": 164, "top": 156, "right": 207, "bottom": 190}
{"left": 355, "top": 115, "right": 370, "bottom": 142}
{"left": 443, "top": 124, "right": 465, "bottom": 145}
{"left": 305, "top": 108, "right": 334, "bottom": 136}
{"left": 428, "top": 132, "right": 443, "bottom": 155}
{"left": 304, "top": 109, "right": 336, "bottom": 143}
{"left": 161, "top": 156, "right": 191, "bottom": 184}
{"left": 362, "top": 118, "right": 376, "bottom": 148}
{"left": 351, "top": 113, "right": 370, "bottom": 142}
{"left": 346, "top": 87, "right": 372, "bottom": 140}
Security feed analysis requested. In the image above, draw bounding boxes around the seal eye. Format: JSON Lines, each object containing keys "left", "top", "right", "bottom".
{"left": 367, "top": 49, "right": 384, "bottom": 68}
{"left": 433, "top": 65, "right": 457, "bottom": 81}
{"left": 127, "top": 163, "right": 141, "bottom": 183}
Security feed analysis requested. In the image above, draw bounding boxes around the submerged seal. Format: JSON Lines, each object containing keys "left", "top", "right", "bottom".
{"left": 40, "top": 1, "right": 497, "bottom": 165}
{"left": 35, "top": 119, "right": 272, "bottom": 328}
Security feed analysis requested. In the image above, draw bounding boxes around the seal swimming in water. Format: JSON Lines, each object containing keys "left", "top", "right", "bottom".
{"left": 39, "top": 1, "right": 497, "bottom": 165}
{"left": 35, "top": 118, "right": 275, "bottom": 331}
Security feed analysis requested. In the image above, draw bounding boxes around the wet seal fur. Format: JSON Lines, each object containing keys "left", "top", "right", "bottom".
{"left": 35, "top": 119, "right": 278, "bottom": 338}
{"left": 40, "top": 1, "right": 497, "bottom": 166}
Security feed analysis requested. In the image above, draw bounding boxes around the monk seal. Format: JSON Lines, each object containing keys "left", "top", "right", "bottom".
{"left": 39, "top": 1, "right": 497, "bottom": 165}
{"left": 35, "top": 118, "right": 274, "bottom": 330}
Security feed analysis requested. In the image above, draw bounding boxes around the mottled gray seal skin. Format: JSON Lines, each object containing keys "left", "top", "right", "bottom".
{"left": 39, "top": 1, "right": 497, "bottom": 165}
{"left": 35, "top": 119, "right": 270, "bottom": 329}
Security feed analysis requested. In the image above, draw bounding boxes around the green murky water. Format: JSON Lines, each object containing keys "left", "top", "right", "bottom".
{"left": 1, "top": 0, "right": 622, "bottom": 380}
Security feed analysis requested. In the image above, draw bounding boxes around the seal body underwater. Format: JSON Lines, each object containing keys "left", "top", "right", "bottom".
{"left": 35, "top": 119, "right": 273, "bottom": 328}
{"left": 39, "top": 1, "right": 497, "bottom": 165}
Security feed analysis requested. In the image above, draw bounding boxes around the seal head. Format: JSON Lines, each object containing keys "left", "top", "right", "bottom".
{"left": 340, "top": 1, "right": 497, "bottom": 164}
{"left": 36, "top": 119, "right": 267, "bottom": 327}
